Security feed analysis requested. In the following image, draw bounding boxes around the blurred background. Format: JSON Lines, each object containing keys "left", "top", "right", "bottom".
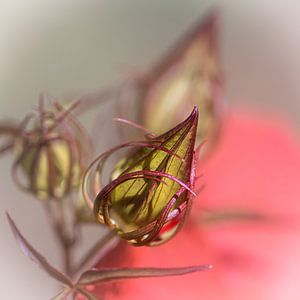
{"left": 1, "top": 0, "right": 300, "bottom": 299}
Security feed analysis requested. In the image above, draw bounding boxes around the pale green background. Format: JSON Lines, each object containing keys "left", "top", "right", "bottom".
{"left": 1, "top": 1, "right": 300, "bottom": 299}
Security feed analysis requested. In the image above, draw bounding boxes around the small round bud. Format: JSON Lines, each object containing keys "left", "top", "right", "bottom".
{"left": 12, "top": 100, "right": 92, "bottom": 200}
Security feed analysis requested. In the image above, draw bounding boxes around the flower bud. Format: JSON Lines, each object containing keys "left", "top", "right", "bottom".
{"left": 12, "top": 100, "right": 92, "bottom": 200}
{"left": 118, "top": 13, "right": 224, "bottom": 152}
{"left": 85, "top": 107, "right": 199, "bottom": 246}
{"left": 142, "top": 14, "right": 223, "bottom": 145}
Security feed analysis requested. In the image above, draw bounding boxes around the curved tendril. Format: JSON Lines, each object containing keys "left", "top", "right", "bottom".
{"left": 113, "top": 117, "right": 156, "bottom": 138}
{"left": 11, "top": 143, "right": 36, "bottom": 195}
{"left": 11, "top": 135, "right": 75, "bottom": 199}
{"left": 64, "top": 113, "right": 93, "bottom": 166}
{"left": 11, "top": 153, "right": 28, "bottom": 193}
{"left": 65, "top": 141, "right": 74, "bottom": 196}
{"left": 53, "top": 100, "right": 93, "bottom": 169}
{"left": 0, "top": 142, "right": 13, "bottom": 154}
{"left": 19, "top": 113, "right": 35, "bottom": 132}
{"left": 30, "top": 144, "right": 43, "bottom": 197}
{"left": 106, "top": 184, "right": 192, "bottom": 246}
{"left": 46, "top": 100, "right": 81, "bottom": 134}
{"left": 82, "top": 140, "right": 186, "bottom": 212}
{"left": 150, "top": 186, "right": 187, "bottom": 235}
{"left": 94, "top": 170, "right": 195, "bottom": 244}
{"left": 125, "top": 186, "right": 193, "bottom": 246}
{"left": 122, "top": 186, "right": 186, "bottom": 245}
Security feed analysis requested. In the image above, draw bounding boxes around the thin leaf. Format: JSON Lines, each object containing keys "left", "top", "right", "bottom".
{"left": 73, "top": 231, "right": 119, "bottom": 276}
{"left": 6, "top": 212, "right": 73, "bottom": 287}
{"left": 140, "top": 11, "right": 223, "bottom": 146}
{"left": 50, "top": 289, "right": 71, "bottom": 300}
{"left": 78, "top": 264, "right": 212, "bottom": 286}
{"left": 77, "top": 288, "right": 103, "bottom": 300}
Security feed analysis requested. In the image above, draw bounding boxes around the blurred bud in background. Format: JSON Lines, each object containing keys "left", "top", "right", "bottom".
{"left": 0, "top": 95, "right": 92, "bottom": 200}
{"left": 117, "top": 12, "right": 224, "bottom": 156}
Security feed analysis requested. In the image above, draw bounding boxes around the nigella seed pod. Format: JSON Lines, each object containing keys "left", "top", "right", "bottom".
{"left": 117, "top": 12, "right": 224, "bottom": 154}
{"left": 11, "top": 97, "right": 92, "bottom": 200}
{"left": 142, "top": 13, "right": 224, "bottom": 146}
{"left": 83, "top": 107, "right": 199, "bottom": 246}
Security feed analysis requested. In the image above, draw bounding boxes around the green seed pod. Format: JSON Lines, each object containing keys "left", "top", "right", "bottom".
{"left": 118, "top": 13, "right": 224, "bottom": 154}
{"left": 142, "top": 14, "right": 223, "bottom": 146}
{"left": 12, "top": 100, "right": 92, "bottom": 200}
{"left": 83, "top": 107, "right": 199, "bottom": 246}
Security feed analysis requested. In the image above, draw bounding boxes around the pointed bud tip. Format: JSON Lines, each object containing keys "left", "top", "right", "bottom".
{"left": 192, "top": 106, "right": 199, "bottom": 116}
{"left": 6, "top": 212, "right": 13, "bottom": 226}
{"left": 188, "top": 106, "right": 199, "bottom": 125}
{"left": 197, "top": 264, "right": 213, "bottom": 271}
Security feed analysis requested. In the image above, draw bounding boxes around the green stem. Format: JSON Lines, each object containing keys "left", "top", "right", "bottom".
{"left": 201, "top": 209, "right": 268, "bottom": 225}
{"left": 45, "top": 201, "right": 75, "bottom": 276}
{"left": 72, "top": 230, "right": 118, "bottom": 277}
